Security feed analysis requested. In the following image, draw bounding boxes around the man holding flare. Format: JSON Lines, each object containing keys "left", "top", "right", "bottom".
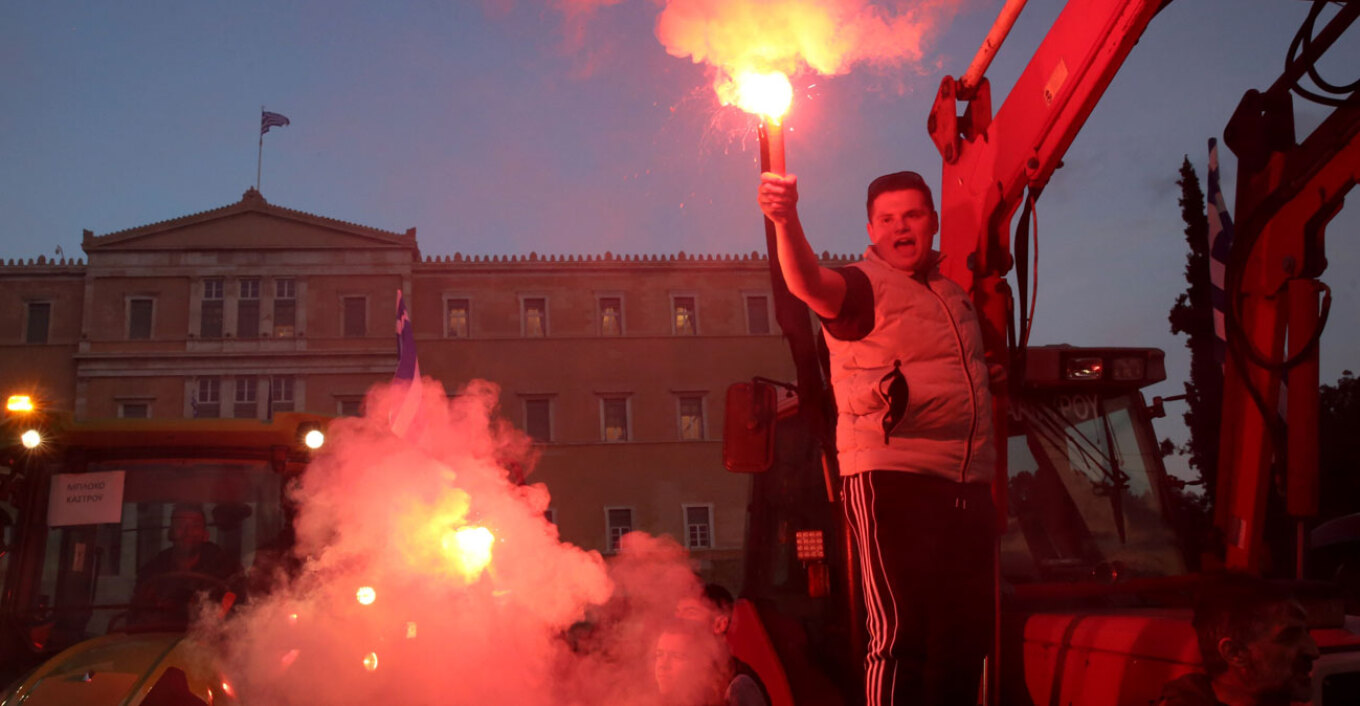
{"left": 757, "top": 169, "right": 997, "bottom": 706}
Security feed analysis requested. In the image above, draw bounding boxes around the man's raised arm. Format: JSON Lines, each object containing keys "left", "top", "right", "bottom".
{"left": 756, "top": 173, "right": 846, "bottom": 319}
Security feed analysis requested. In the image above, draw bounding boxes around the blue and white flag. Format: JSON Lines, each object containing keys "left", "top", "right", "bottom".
{"left": 1207, "top": 138, "right": 1234, "bottom": 368}
{"left": 390, "top": 289, "right": 423, "bottom": 438}
{"left": 261, "top": 111, "right": 291, "bottom": 135}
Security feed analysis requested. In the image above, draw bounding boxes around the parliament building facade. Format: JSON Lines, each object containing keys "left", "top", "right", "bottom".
{"left": 0, "top": 189, "right": 847, "bottom": 585}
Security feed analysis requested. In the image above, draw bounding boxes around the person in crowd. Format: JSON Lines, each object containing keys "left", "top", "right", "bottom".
{"left": 1158, "top": 574, "right": 1319, "bottom": 706}
{"left": 677, "top": 583, "right": 772, "bottom": 702}
{"left": 654, "top": 619, "right": 768, "bottom": 706}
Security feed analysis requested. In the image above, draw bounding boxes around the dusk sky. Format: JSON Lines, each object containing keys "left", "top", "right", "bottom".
{"left": 3, "top": 1, "right": 1357, "bottom": 478}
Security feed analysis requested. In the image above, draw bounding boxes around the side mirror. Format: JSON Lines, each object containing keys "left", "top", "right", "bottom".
{"left": 722, "top": 381, "right": 777, "bottom": 473}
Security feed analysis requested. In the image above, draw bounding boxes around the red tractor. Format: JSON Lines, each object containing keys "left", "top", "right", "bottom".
{"left": 724, "top": 1, "right": 1360, "bottom": 704}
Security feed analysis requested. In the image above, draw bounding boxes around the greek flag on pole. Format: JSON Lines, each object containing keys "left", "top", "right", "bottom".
{"left": 261, "top": 111, "right": 291, "bottom": 135}
{"left": 390, "top": 289, "right": 423, "bottom": 438}
{"left": 1207, "top": 138, "right": 1234, "bottom": 368}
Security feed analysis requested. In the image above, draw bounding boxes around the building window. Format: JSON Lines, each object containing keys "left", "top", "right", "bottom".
{"left": 337, "top": 398, "right": 364, "bottom": 417}
{"left": 234, "top": 377, "right": 258, "bottom": 419}
{"left": 237, "top": 279, "right": 260, "bottom": 339}
{"left": 25, "top": 302, "right": 50, "bottom": 344}
{"left": 745, "top": 294, "right": 772, "bottom": 335}
{"left": 342, "top": 296, "right": 367, "bottom": 338}
{"left": 128, "top": 298, "right": 154, "bottom": 340}
{"left": 678, "top": 395, "right": 705, "bottom": 441}
{"left": 446, "top": 298, "right": 470, "bottom": 338}
{"left": 270, "top": 376, "right": 295, "bottom": 416}
{"left": 544, "top": 508, "right": 557, "bottom": 525}
{"left": 194, "top": 378, "right": 221, "bottom": 418}
{"left": 598, "top": 295, "right": 623, "bottom": 336}
{"left": 201, "top": 279, "right": 224, "bottom": 339}
{"left": 119, "top": 402, "right": 150, "bottom": 419}
{"left": 606, "top": 507, "right": 633, "bottom": 553}
{"left": 521, "top": 296, "right": 547, "bottom": 337}
{"left": 601, "top": 397, "right": 629, "bottom": 442}
{"left": 672, "top": 295, "right": 697, "bottom": 335}
{"left": 684, "top": 504, "right": 714, "bottom": 549}
{"left": 274, "top": 278, "right": 296, "bottom": 337}
{"left": 524, "top": 398, "right": 552, "bottom": 442}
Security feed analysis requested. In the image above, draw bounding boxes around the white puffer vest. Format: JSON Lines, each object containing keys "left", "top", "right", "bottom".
{"left": 824, "top": 247, "right": 995, "bottom": 482}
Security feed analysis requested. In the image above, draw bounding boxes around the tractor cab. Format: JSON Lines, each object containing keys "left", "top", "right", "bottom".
{"left": 0, "top": 394, "right": 328, "bottom": 699}
{"left": 1001, "top": 346, "right": 1186, "bottom": 586}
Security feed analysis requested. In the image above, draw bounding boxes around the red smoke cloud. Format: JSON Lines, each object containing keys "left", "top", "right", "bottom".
{"left": 550, "top": 0, "right": 960, "bottom": 120}
{"left": 195, "top": 379, "right": 714, "bottom": 705}
{"left": 654, "top": 0, "right": 951, "bottom": 77}
{"left": 556, "top": 0, "right": 957, "bottom": 81}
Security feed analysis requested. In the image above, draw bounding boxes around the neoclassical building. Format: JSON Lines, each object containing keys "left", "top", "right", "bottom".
{"left": 0, "top": 188, "right": 849, "bottom": 584}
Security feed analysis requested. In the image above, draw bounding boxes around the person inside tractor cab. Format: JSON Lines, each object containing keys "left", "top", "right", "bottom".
{"left": 758, "top": 169, "right": 997, "bottom": 706}
{"left": 132, "top": 504, "right": 243, "bottom": 624}
{"left": 1158, "top": 574, "right": 1319, "bottom": 706}
{"left": 654, "top": 619, "right": 768, "bottom": 706}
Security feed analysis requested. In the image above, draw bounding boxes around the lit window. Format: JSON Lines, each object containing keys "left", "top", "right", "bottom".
{"left": 684, "top": 505, "right": 713, "bottom": 549}
{"left": 602, "top": 398, "right": 629, "bottom": 442}
{"left": 238, "top": 279, "right": 260, "bottom": 339}
{"left": 194, "top": 378, "right": 221, "bottom": 418}
{"left": 25, "top": 302, "right": 50, "bottom": 344}
{"left": 201, "top": 279, "right": 224, "bottom": 339}
{"left": 270, "top": 376, "right": 295, "bottom": 416}
{"left": 234, "top": 377, "right": 258, "bottom": 419}
{"left": 673, "top": 295, "right": 697, "bottom": 335}
{"left": 746, "top": 295, "right": 771, "bottom": 335}
{"left": 606, "top": 507, "right": 633, "bottom": 553}
{"left": 522, "top": 297, "right": 547, "bottom": 337}
{"left": 446, "top": 298, "right": 470, "bottom": 338}
{"left": 678, "top": 396, "right": 705, "bottom": 441}
{"left": 274, "top": 279, "right": 296, "bottom": 338}
{"left": 128, "top": 298, "right": 153, "bottom": 340}
{"left": 599, "top": 296, "right": 622, "bottom": 336}
{"left": 525, "top": 398, "right": 552, "bottom": 442}
{"left": 343, "top": 296, "right": 366, "bottom": 337}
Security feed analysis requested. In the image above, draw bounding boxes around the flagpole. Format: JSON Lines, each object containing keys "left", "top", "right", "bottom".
{"left": 257, "top": 105, "right": 264, "bottom": 191}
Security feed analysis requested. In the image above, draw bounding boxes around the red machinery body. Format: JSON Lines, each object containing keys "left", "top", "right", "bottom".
{"left": 930, "top": 0, "right": 1360, "bottom": 575}
{"left": 734, "top": 2, "right": 1360, "bottom": 704}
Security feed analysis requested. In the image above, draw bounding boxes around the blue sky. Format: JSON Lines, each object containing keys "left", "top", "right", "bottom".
{"left": 3, "top": 1, "right": 1357, "bottom": 477}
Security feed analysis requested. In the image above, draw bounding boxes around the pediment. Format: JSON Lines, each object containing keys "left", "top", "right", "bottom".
{"left": 84, "top": 190, "right": 416, "bottom": 253}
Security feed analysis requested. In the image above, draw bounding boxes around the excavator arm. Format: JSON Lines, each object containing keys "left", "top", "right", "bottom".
{"left": 927, "top": 0, "right": 1169, "bottom": 517}
{"left": 1215, "top": 0, "right": 1360, "bottom": 573}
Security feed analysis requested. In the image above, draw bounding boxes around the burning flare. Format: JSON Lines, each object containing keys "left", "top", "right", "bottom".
{"left": 719, "top": 70, "right": 793, "bottom": 123}
{"left": 442, "top": 526, "right": 496, "bottom": 580}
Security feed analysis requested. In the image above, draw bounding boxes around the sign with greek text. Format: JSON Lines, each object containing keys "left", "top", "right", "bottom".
{"left": 48, "top": 471, "right": 126, "bottom": 527}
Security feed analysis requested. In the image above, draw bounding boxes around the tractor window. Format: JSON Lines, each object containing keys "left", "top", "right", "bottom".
{"left": 29, "top": 460, "right": 284, "bottom": 653}
{"left": 1000, "top": 391, "right": 1184, "bottom": 584}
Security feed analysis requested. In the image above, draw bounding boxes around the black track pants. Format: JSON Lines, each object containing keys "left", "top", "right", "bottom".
{"left": 843, "top": 471, "right": 996, "bottom": 706}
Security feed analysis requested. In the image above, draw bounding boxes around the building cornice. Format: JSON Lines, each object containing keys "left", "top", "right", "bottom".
{"left": 413, "top": 250, "right": 858, "bottom": 272}
{"left": 73, "top": 349, "right": 396, "bottom": 377}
